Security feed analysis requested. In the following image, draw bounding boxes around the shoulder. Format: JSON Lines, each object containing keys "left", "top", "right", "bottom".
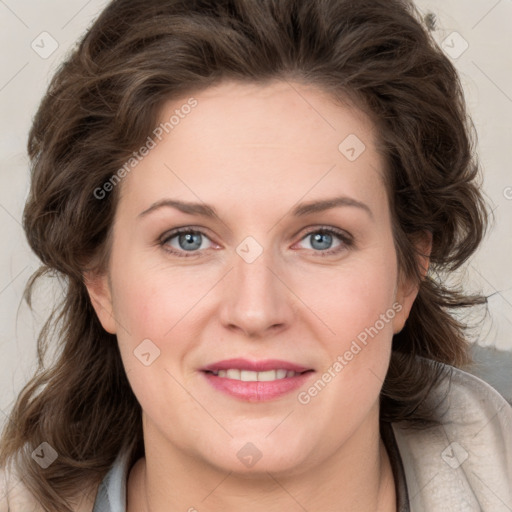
{"left": 392, "top": 363, "right": 512, "bottom": 511}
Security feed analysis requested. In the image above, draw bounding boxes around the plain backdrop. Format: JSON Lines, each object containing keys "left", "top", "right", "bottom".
{"left": 1, "top": 0, "right": 511, "bottom": 422}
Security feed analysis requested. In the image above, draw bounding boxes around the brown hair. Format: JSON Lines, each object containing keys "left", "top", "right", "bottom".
{"left": 0, "top": 0, "right": 489, "bottom": 509}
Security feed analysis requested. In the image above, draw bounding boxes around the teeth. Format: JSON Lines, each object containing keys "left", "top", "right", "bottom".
{"left": 213, "top": 369, "right": 300, "bottom": 381}
{"left": 226, "top": 369, "right": 241, "bottom": 380}
{"left": 258, "top": 370, "right": 279, "bottom": 381}
{"left": 240, "top": 370, "right": 258, "bottom": 381}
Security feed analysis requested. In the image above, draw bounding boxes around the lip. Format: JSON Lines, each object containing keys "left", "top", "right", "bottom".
{"left": 202, "top": 371, "right": 313, "bottom": 402}
{"left": 200, "top": 358, "right": 315, "bottom": 402}
{"left": 201, "top": 358, "right": 312, "bottom": 373}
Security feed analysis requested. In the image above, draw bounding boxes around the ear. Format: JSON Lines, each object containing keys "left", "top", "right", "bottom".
{"left": 83, "top": 271, "right": 117, "bottom": 334}
{"left": 392, "top": 231, "right": 432, "bottom": 334}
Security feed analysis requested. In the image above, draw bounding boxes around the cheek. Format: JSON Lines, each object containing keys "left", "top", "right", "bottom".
{"left": 308, "top": 249, "right": 398, "bottom": 340}
{"left": 110, "top": 261, "right": 216, "bottom": 384}
{"left": 111, "top": 259, "right": 191, "bottom": 339}
{"left": 295, "top": 260, "right": 398, "bottom": 426}
{"left": 304, "top": 244, "right": 398, "bottom": 387}
{"left": 110, "top": 271, "right": 195, "bottom": 415}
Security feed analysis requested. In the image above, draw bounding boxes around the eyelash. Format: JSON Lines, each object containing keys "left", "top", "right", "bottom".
{"left": 159, "top": 226, "right": 354, "bottom": 259}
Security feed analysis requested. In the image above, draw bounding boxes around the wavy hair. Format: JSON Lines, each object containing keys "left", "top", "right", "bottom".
{"left": 0, "top": 0, "right": 489, "bottom": 510}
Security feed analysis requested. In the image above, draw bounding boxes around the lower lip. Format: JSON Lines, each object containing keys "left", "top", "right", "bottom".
{"left": 202, "top": 371, "right": 314, "bottom": 402}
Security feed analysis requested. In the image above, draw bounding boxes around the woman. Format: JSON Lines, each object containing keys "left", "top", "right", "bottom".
{"left": 1, "top": 0, "right": 511, "bottom": 510}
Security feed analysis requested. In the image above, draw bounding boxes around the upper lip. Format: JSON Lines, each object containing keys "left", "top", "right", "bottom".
{"left": 201, "top": 358, "right": 313, "bottom": 373}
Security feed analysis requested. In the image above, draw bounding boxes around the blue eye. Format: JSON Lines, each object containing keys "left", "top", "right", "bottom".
{"left": 297, "top": 227, "right": 353, "bottom": 256}
{"left": 159, "top": 226, "right": 353, "bottom": 258}
{"left": 161, "top": 228, "right": 213, "bottom": 257}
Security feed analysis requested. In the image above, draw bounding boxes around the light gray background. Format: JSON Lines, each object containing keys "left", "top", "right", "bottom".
{"left": 1, "top": 0, "right": 511, "bottom": 422}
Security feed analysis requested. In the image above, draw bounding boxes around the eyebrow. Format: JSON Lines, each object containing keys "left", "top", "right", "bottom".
{"left": 138, "top": 196, "right": 373, "bottom": 220}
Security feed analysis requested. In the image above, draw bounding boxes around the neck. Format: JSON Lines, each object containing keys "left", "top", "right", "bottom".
{"left": 127, "top": 417, "right": 396, "bottom": 512}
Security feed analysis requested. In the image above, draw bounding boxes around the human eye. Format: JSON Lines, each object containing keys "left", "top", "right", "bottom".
{"left": 159, "top": 227, "right": 216, "bottom": 258}
{"left": 158, "top": 225, "right": 354, "bottom": 259}
{"left": 295, "top": 226, "right": 354, "bottom": 256}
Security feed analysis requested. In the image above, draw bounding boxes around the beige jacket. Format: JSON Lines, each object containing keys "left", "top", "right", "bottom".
{"left": 393, "top": 366, "right": 512, "bottom": 510}
{"left": 1, "top": 364, "right": 511, "bottom": 511}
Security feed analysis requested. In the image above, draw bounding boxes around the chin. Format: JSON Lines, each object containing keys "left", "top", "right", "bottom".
{"left": 201, "top": 435, "right": 314, "bottom": 477}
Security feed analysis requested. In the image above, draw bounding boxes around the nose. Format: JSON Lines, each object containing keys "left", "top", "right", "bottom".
{"left": 218, "top": 243, "right": 295, "bottom": 338}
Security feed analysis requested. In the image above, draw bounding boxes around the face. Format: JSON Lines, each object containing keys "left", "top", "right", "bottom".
{"left": 86, "top": 80, "right": 423, "bottom": 475}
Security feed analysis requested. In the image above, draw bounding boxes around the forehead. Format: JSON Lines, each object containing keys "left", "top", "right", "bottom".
{"left": 118, "top": 80, "right": 387, "bottom": 217}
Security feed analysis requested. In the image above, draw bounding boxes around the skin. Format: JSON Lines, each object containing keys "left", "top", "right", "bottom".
{"left": 86, "top": 80, "right": 430, "bottom": 512}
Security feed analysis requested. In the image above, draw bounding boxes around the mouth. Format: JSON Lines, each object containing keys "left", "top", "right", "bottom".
{"left": 200, "top": 358, "right": 315, "bottom": 402}
{"left": 203, "top": 368, "right": 312, "bottom": 381}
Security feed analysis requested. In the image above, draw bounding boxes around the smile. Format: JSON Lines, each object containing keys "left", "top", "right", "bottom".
{"left": 207, "top": 369, "right": 303, "bottom": 381}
